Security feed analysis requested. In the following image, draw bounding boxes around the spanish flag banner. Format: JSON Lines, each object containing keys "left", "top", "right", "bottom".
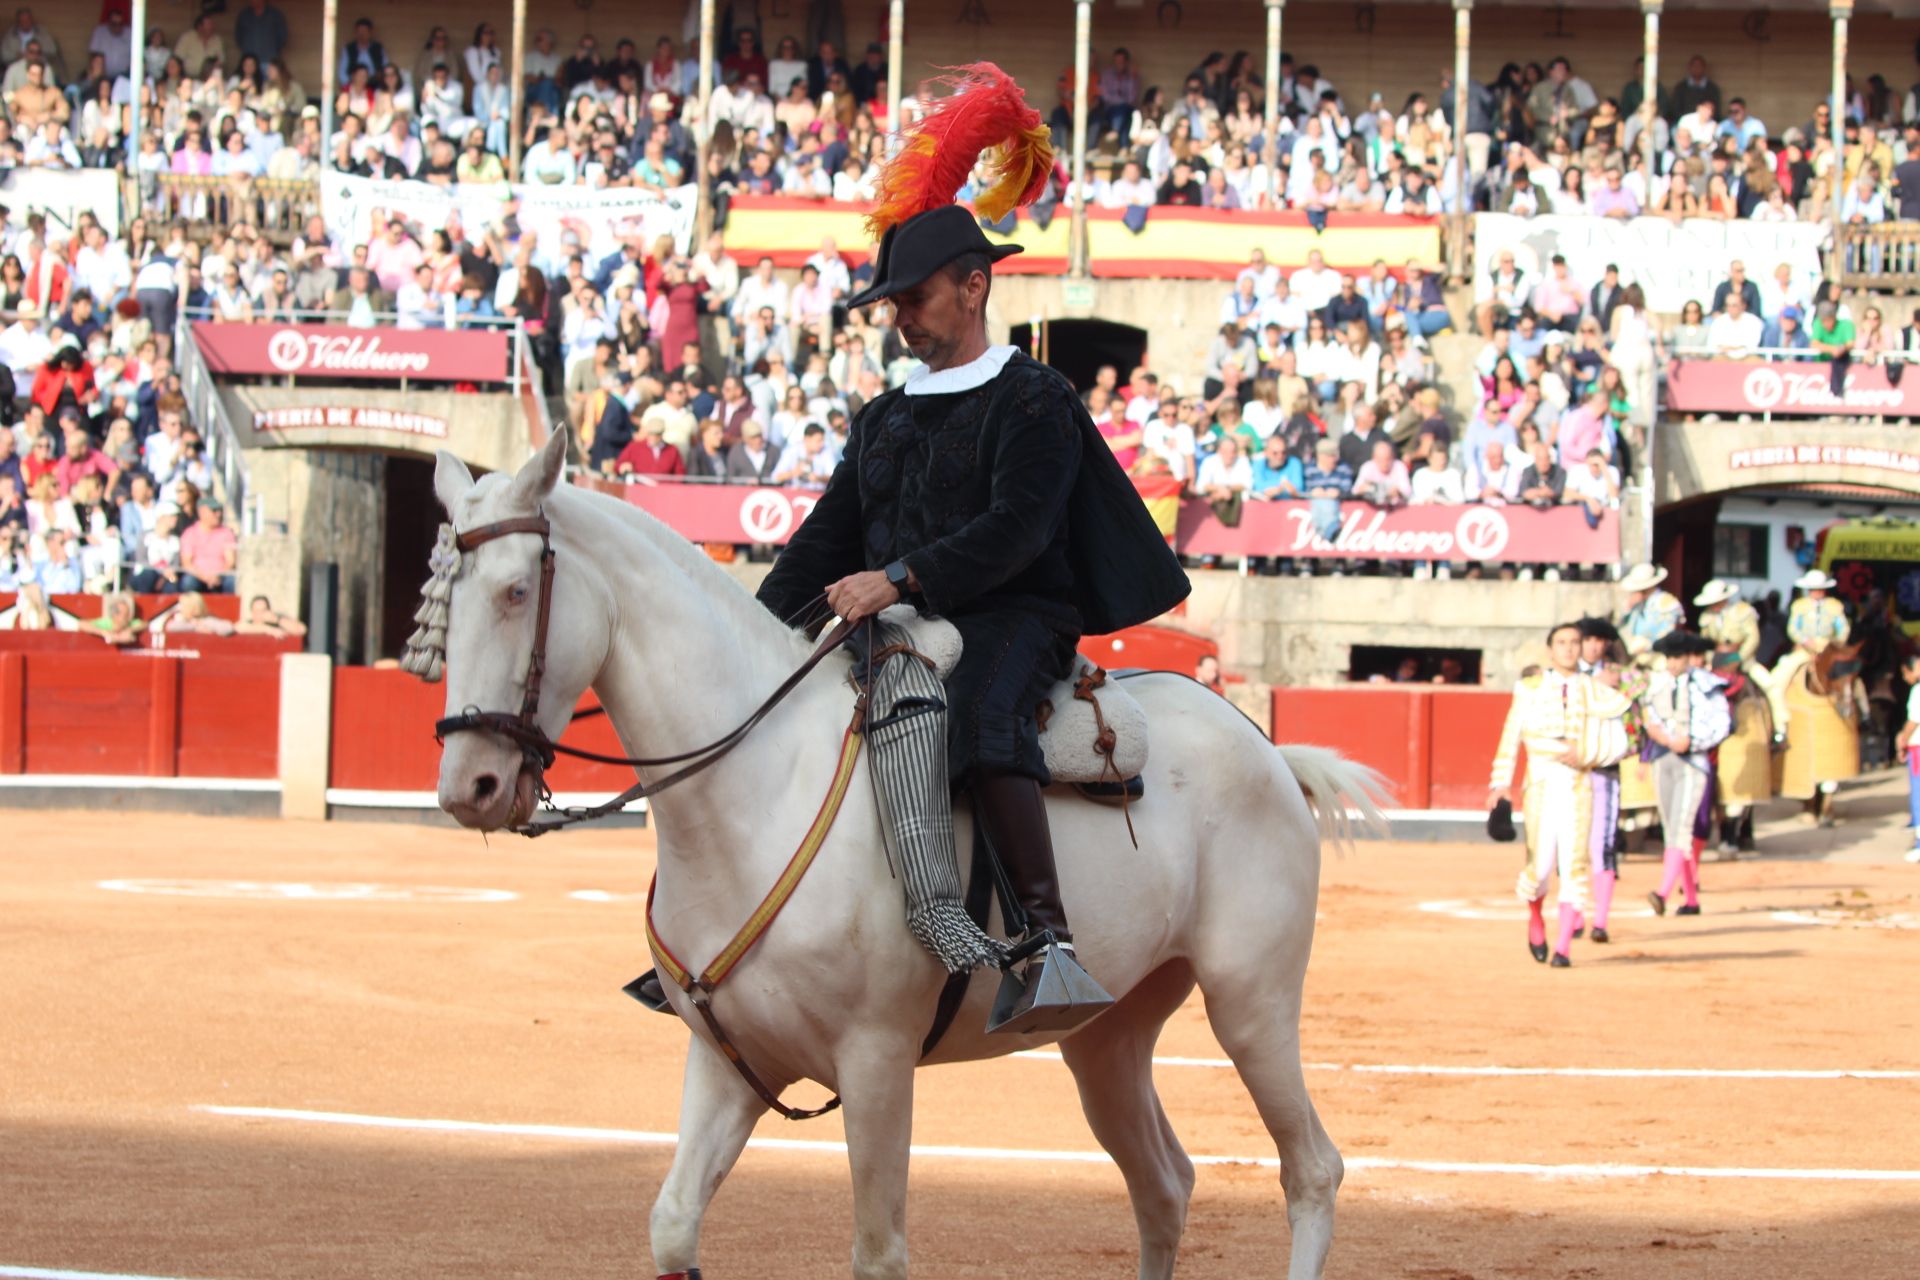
{"left": 1131, "top": 475, "right": 1184, "bottom": 542}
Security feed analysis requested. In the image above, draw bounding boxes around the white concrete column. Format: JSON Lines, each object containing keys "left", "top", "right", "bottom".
{"left": 508, "top": 0, "right": 526, "bottom": 179}
{"left": 1263, "top": 0, "right": 1283, "bottom": 209}
{"left": 695, "top": 0, "right": 716, "bottom": 236}
{"left": 887, "top": 0, "right": 904, "bottom": 141}
{"left": 1830, "top": 0, "right": 1851, "bottom": 282}
{"left": 277, "top": 652, "right": 334, "bottom": 821}
{"left": 1641, "top": 0, "right": 1661, "bottom": 189}
{"left": 128, "top": 0, "right": 146, "bottom": 162}
{"left": 319, "top": 0, "right": 338, "bottom": 174}
{"left": 1451, "top": 0, "right": 1470, "bottom": 213}
{"left": 1070, "top": 0, "right": 1091, "bottom": 276}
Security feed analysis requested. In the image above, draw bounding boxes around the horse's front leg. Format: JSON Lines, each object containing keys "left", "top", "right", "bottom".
{"left": 837, "top": 1036, "right": 918, "bottom": 1279}
{"left": 650, "top": 1036, "right": 768, "bottom": 1278}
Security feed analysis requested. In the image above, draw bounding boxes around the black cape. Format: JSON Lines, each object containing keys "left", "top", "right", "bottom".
{"left": 756, "top": 351, "right": 1188, "bottom": 637}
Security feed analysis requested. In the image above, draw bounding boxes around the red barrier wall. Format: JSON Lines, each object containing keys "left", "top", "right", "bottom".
{"left": 1079, "top": 624, "right": 1217, "bottom": 676}
{"left": 1, "top": 593, "right": 242, "bottom": 622}
{"left": 0, "top": 651, "right": 279, "bottom": 777}
{"left": 328, "top": 667, "right": 641, "bottom": 793}
{"left": 1272, "top": 685, "right": 1518, "bottom": 811}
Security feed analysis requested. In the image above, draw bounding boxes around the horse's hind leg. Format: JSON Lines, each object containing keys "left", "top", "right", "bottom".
{"left": 1195, "top": 951, "right": 1342, "bottom": 1280}
{"left": 650, "top": 1037, "right": 768, "bottom": 1277}
{"left": 1058, "top": 960, "right": 1198, "bottom": 1280}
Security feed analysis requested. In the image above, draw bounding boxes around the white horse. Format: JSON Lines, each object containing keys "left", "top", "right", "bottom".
{"left": 432, "top": 429, "right": 1386, "bottom": 1280}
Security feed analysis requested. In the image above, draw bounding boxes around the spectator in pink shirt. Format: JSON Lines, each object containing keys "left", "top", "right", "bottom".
{"left": 52, "top": 426, "right": 116, "bottom": 496}
{"left": 1588, "top": 167, "right": 1640, "bottom": 219}
{"left": 1555, "top": 386, "right": 1611, "bottom": 472}
{"left": 365, "top": 218, "right": 426, "bottom": 297}
{"left": 1352, "top": 439, "right": 1411, "bottom": 508}
{"left": 1531, "top": 254, "right": 1583, "bottom": 331}
{"left": 178, "top": 497, "right": 237, "bottom": 593}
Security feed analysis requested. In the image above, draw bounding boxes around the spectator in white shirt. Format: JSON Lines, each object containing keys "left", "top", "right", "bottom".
{"left": 1410, "top": 450, "right": 1464, "bottom": 505}
{"left": 732, "top": 256, "right": 789, "bottom": 326}
{"left": 1101, "top": 158, "right": 1156, "bottom": 209}
{"left": 806, "top": 237, "right": 850, "bottom": 299}
{"left": 1352, "top": 439, "right": 1412, "bottom": 508}
{"left": 1237, "top": 249, "right": 1280, "bottom": 300}
{"left": 1706, "top": 292, "right": 1764, "bottom": 354}
{"left": 1142, "top": 395, "right": 1195, "bottom": 482}
{"left": 396, "top": 264, "right": 442, "bottom": 330}
{"left": 1195, "top": 433, "right": 1252, "bottom": 505}
{"left": 1330, "top": 320, "right": 1382, "bottom": 401}
{"left": 1289, "top": 249, "right": 1343, "bottom": 312}
{"left": 1256, "top": 277, "right": 1309, "bottom": 344}
{"left": 0, "top": 300, "right": 50, "bottom": 397}
{"left": 1564, "top": 447, "right": 1621, "bottom": 517}
{"left": 1473, "top": 440, "right": 1523, "bottom": 505}
{"left": 1759, "top": 262, "right": 1812, "bottom": 322}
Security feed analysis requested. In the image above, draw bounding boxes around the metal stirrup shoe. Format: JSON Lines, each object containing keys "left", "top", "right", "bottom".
{"left": 622, "top": 968, "right": 678, "bottom": 1014}
{"left": 987, "top": 935, "right": 1115, "bottom": 1035}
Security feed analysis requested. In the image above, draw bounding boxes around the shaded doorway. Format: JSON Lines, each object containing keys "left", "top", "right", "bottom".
{"left": 1008, "top": 319, "right": 1147, "bottom": 391}
{"left": 381, "top": 454, "right": 442, "bottom": 663}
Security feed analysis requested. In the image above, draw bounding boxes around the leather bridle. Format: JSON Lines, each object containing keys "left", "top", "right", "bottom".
{"left": 431, "top": 509, "right": 856, "bottom": 836}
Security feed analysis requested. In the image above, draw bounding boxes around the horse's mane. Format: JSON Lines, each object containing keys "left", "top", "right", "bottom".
{"left": 550, "top": 479, "right": 813, "bottom": 664}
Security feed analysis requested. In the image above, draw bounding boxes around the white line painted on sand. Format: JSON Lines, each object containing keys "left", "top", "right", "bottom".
{"left": 96, "top": 879, "right": 518, "bottom": 904}
{"left": 1011, "top": 1050, "right": 1920, "bottom": 1080}
{"left": 0, "top": 1267, "right": 214, "bottom": 1280}
{"left": 197, "top": 1106, "right": 1920, "bottom": 1182}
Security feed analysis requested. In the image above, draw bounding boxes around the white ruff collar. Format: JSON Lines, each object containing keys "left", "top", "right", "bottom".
{"left": 902, "top": 345, "right": 1019, "bottom": 396}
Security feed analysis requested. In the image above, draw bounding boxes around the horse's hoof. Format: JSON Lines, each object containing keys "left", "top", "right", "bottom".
{"left": 1529, "top": 940, "right": 1549, "bottom": 964}
{"left": 1647, "top": 891, "right": 1667, "bottom": 917}
{"left": 1676, "top": 904, "right": 1701, "bottom": 916}
{"left": 1549, "top": 953, "right": 1571, "bottom": 968}
{"left": 1590, "top": 927, "right": 1610, "bottom": 944}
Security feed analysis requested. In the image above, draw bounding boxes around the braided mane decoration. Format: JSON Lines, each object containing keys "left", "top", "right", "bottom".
{"left": 863, "top": 62, "right": 1053, "bottom": 242}
{"left": 399, "top": 522, "right": 461, "bottom": 683}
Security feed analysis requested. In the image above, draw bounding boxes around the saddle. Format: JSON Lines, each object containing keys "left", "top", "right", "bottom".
{"left": 882, "top": 606, "right": 1149, "bottom": 789}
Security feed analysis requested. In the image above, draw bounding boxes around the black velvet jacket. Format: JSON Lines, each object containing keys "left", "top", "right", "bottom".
{"left": 756, "top": 352, "right": 1189, "bottom": 636}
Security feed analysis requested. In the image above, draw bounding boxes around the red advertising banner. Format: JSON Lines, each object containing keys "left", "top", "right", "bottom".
{"left": 1175, "top": 499, "right": 1619, "bottom": 563}
{"left": 597, "top": 479, "right": 1618, "bottom": 564}
{"left": 1666, "top": 358, "right": 1920, "bottom": 416}
{"left": 192, "top": 323, "right": 510, "bottom": 383}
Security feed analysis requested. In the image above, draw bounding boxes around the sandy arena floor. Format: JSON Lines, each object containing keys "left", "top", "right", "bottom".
{"left": 2, "top": 794, "right": 1917, "bottom": 1279}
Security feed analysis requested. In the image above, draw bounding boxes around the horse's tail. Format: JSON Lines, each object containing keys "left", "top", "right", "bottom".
{"left": 1277, "top": 744, "right": 1392, "bottom": 851}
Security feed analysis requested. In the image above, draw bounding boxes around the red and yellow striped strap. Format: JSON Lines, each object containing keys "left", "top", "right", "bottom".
{"left": 646, "top": 726, "right": 863, "bottom": 993}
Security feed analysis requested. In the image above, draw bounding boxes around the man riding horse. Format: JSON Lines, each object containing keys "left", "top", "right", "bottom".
{"left": 757, "top": 66, "right": 1185, "bottom": 1030}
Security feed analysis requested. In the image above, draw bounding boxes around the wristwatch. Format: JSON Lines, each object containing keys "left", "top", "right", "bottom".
{"left": 884, "top": 560, "right": 913, "bottom": 598}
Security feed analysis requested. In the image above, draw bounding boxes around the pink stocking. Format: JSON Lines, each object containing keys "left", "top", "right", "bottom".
{"left": 1680, "top": 853, "right": 1700, "bottom": 908}
{"left": 1594, "top": 869, "right": 1617, "bottom": 929}
{"left": 1556, "top": 903, "right": 1580, "bottom": 958}
{"left": 1527, "top": 896, "right": 1547, "bottom": 949}
{"left": 1659, "top": 846, "right": 1686, "bottom": 899}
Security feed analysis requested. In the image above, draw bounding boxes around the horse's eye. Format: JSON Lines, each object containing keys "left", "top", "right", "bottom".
{"left": 506, "top": 583, "right": 529, "bottom": 605}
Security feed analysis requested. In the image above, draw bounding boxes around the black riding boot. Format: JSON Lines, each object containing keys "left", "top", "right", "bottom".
{"left": 971, "top": 771, "right": 1071, "bottom": 943}
{"left": 973, "top": 771, "right": 1114, "bottom": 1034}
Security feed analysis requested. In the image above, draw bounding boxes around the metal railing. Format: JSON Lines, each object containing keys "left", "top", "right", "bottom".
{"left": 123, "top": 174, "right": 319, "bottom": 245}
{"left": 1834, "top": 221, "right": 1920, "bottom": 293}
{"left": 1670, "top": 345, "right": 1919, "bottom": 362}
{"left": 172, "top": 310, "right": 254, "bottom": 536}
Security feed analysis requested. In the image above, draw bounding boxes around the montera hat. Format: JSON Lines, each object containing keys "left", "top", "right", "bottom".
{"left": 1576, "top": 615, "right": 1621, "bottom": 642}
{"left": 1693, "top": 578, "right": 1740, "bottom": 607}
{"left": 1652, "top": 629, "right": 1699, "bottom": 658}
{"left": 1618, "top": 563, "right": 1668, "bottom": 593}
{"left": 844, "top": 64, "right": 1050, "bottom": 311}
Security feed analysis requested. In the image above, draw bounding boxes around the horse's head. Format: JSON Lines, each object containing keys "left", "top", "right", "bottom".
{"left": 431, "top": 429, "right": 605, "bottom": 830}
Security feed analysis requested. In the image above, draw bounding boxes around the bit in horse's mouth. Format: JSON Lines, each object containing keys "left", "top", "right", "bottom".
{"left": 506, "top": 769, "right": 538, "bottom": 828}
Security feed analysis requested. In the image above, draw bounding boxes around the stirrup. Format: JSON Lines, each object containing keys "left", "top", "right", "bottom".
{"left": 622, "top": 968, "right": 678, "bottom": 1015}
{"left": 986, "top": 938, "right": 1115, "bottom": 1036}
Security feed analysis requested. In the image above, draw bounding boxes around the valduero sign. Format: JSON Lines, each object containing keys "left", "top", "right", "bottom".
{"left": 193, "top": 323, "right": 510, "bottom": 383}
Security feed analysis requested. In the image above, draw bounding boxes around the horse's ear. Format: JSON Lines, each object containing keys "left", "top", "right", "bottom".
{"left": 509, "top": 426, "right": 570, "bottom": 508}
{"left": 434, "top": 450, "right": 475, "bottom": 514}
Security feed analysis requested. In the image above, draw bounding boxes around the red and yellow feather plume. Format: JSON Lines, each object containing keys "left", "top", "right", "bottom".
{"left": 863, "top": 63, "right": 1054, "bottom": 242}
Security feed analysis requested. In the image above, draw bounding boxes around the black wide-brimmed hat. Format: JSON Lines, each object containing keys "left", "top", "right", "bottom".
{"left": 1651, "top": 629, "right": 1699, "bottom": 658}
{"left": 845, "top": 204, "right": 1023, "bottom": 310}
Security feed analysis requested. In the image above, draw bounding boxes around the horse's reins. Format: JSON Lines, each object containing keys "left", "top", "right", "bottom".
{"left": 431, "top": 510, "right": 857, "bottom": 836}
{"left": 431, "top": 509, "right": 877, "bottom": 1120}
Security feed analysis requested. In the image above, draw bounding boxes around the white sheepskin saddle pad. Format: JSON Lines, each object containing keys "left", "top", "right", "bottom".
{"left": 882, "top": 607, "right": 1149, "bottom": 783}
